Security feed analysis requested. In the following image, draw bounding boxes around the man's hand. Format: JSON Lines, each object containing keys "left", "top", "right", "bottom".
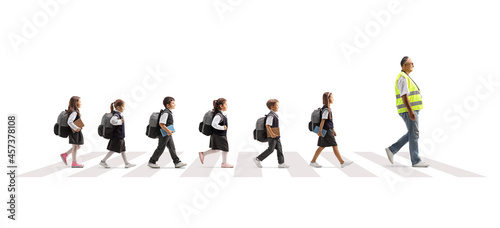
{"left": 409, "top": 110, "right": 415, "bottom": 121}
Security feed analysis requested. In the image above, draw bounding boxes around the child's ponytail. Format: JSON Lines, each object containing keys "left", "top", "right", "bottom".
{"left": 212, "top": 98, "right": 227, "bottom": 117}
{"left": 110, "top": 99, "right": 125, "bottom": 113}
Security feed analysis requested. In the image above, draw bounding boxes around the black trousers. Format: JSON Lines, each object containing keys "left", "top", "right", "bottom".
{"left": 149, "top": 135, "right": 180, "bottom": 164}
{"left": 257, "top": 138, "right": 284, "bottom": 164}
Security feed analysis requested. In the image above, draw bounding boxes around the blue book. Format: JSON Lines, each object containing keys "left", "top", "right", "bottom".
{"left": 313, "top": 126, "right": 327, "bottom": 137}
{"left": 160, "top": 125, "right": 175, "bottom": 137}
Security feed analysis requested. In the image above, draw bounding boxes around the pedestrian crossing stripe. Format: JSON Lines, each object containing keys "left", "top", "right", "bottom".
{"left": 19, "top": 151, "right": 484, "bottom": 178}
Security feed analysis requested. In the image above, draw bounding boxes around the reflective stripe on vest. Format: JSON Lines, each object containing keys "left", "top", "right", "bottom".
{"left": 395, "top": 71, "right": 423, "bottom": 113}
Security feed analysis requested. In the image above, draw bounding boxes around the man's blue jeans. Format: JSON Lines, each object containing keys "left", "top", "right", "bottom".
{"left": 388, "top": 110, "right": 422, "bottom": 165}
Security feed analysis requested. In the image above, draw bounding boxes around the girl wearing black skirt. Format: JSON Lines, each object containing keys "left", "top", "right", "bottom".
{"left": 310, "top": 92, "right": 353, "bottom": 168}
{"left": 198, "top": 98, "right": 234, "bottom": 168}
{"left": 60, "top": 96, "right": 85, "bottom": 168}
{"left": 99, "top": 99, "right": 136, "bottom": 168}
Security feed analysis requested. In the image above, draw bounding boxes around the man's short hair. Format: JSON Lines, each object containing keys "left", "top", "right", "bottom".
{"left": 401, "top": 56, "right": 409, "bottom": 67}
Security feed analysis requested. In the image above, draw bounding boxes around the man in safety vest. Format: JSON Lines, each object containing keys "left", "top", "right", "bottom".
{"left": 385, "top": 56, "right": 429, "bottom": 168}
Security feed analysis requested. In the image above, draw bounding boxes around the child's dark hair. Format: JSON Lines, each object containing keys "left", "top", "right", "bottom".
{"left": 66, "top": 96, "right": 81, "bottom": 116}
{"left": 110, "top": 99, "right": 125, "bottom": 113}
{"left": 266, "top": 99, "right": 279, "bottom": 109}
{"left": 212, "top": 98, "right": 227, "bottom": 116}
{"left": 163, "top": 96, "right": 175, "bottom": 108}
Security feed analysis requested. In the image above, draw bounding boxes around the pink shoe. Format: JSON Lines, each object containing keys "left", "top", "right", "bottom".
{"left": 199, "top": 152, "right": 205, "bottom": 164}
{"left": 71, "top": 161, "right": 84, "bottom": 168}
{"left": 60, "top": 153, "right": 68, "bottom": 165}
{"left": 221, "top": 163, "right": 234, "bottom": 168}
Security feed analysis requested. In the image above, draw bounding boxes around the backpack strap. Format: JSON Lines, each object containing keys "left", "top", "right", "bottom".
{"left": 157, "top": 109, "right": 165, "bottom": 126}
{"left": 215, "top": 111, "right": 225, "bottom": 125}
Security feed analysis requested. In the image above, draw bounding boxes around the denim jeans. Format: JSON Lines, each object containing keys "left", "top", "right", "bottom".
{"left": 388, "top": 110, "right": 421, "bottom": 165}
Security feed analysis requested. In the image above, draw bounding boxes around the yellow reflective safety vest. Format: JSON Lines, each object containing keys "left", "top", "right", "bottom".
{"left": 395, "top": 71, "right": 423, "bottom": 113}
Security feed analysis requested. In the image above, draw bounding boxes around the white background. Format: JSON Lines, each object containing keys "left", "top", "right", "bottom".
{"left": 1, "top": 0, "right": 499, "bottom": 227}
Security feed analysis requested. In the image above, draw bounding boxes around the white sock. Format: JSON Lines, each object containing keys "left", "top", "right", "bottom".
{"left": 102, "top": 151, "right": 114, "bottom": 162}
{"left": 203, "top": 149, "right": 219, "bottom": 156}
{"left": 121, "top": 153, "right": 129, "bottom": 164}
{"left": 222, "top": 151, "right": 228, "bottom": 164}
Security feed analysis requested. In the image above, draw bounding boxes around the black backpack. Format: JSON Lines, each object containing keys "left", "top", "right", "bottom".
{"left": 146, "top": 109, "right": 164, "bottom": 138}
{"left": 253, "top": 114, "right": 268, "bottom": 142}
{"left": 98, "top": 111, "right": 119, "bottom": 139}
{"left": 198, "top": 110, "right": 214, "bottom": 136}
{"left": 308, "top": 108, "right": 322, "bottom": 131}
{"left": 53, "top": 110, "right": 70, "bottom": 138}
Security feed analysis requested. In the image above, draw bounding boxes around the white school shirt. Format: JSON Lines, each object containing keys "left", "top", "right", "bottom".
{"left": 211, "top": 111, "right": 227, "bottom": 131}
{"left": 266, "top": 111, "right": 278, "bottom": 126}
{"left": 159, "top": 109, "right": 172, "bottom": 125}
{"left": 322, "top": 108, "right": 330, "bottom": 119}
{"left": 67, "top": 111, "right": 79, "bottom": 131}
{"left": 110, "top": 111, "right": 123, "bottom": 126}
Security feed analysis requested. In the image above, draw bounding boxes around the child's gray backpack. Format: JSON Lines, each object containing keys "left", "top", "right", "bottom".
{"left": 53, "top": 110, "right": 70, "bottom": 138}
{"left": 308, "top": 108, "right": 322, "bottom": 131}
{"left": 253, "top": 115, "right": 268, "bottom": 142}
{"left": 98, "top": 112, "right": 116, "bottom": 139}
{"left": 146, "top": 109, "right": 164, "bottom": 138}
{"left": 199, "top": 110, "right": 214, "bottom": 136}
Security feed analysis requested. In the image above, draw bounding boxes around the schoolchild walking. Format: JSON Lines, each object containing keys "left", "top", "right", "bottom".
{"left": 148, "top": 96, "right": 187, "bottom": 168}
{"left": 253, "top": 99, "right": 290, "bottom": 168}
{"left": 60, "top": 96, "right": 85, "bottom": 168}
{"left": 310, "top": 92, "right": 352, "bottom": 168}
{"left": 198, "top": 98, "right": 234, "bottom": 168}
{"left": 99, "top": 99, "right": 136, "bottom": 168}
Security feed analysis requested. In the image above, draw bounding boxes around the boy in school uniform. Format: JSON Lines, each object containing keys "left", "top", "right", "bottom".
{"left": 148, "top": 97, "right": 187, "bottom": 168}
{"left": 253, "top": 99, "right": 290, "bottom": 168}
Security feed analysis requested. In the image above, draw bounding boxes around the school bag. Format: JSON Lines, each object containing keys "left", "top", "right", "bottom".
{"left": 145, "top": 109, "right": 164, "bottom": 138}
{"left": 198, "top": 110, "right": 214, "bottom": 136}
{"left": 53, "top": 110, "right": 70, "bottom": 138}
{"left": 98, "top": 111, "right": 118, "bottom": 139}
{"left": 308, "top": 108, "right": 322, "bottom": 131}
{"left": 253, "top": 114, "right": 268, "bottom": 142}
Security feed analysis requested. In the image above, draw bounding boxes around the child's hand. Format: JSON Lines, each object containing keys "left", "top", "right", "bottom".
{"left": 76, "top": 127, "right": 81, "bottom": 132}
{"left": 333, "top": 129, "right": 337, "bottom": 136}
{"left": 121, "top": 118, "right": 124, "bottom": 123}
{"left": 224, "top": 125, "right": 227, "bottom": 130}
{"left": 167, "top": 130, "right": 173, "bottom": 136}
{"left": 317, "top": 131, "right": 323, "bottom": 137}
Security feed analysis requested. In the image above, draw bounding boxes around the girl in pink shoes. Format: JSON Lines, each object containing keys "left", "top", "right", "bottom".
{"left": 99, "top": 99, "right": 136, "bottom": 168}
{"left": 60, "top": 96, "right": 85, "bottom": 168}
{"left": 199, "top": 98, "right": 234, "bottom": 168}
{"left": 310, "top": 92, "right": 353, "bottom": 168}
